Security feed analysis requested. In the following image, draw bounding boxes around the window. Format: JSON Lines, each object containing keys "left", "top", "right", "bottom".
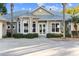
{"left": 13, "top": 26, "right": 14, "bottom": 28}
{"left": 24, "top": 23, "right": 28, "bottom": 33}
{"left": 19, "top": 22, "right": 20, "bottom": 32}
{"left": 56, "top": 23, "right": 59, "bottom": 32}
{"left": 52, "top": 23, "right": 60, "bottom": 32}
{"left": 39, "top": 24, "right": 42, "bottom": 34}
{"left": 32, "top": 21, "right": 36, "bottom": 32}
{"left": 24, "top": 23, "right": 28, "bottom": 26}
{"left": 43, "top": 24, "right": 45, "bottom": 34}
{"left": 52, "top": 23, "right": 55, "bottom": 32}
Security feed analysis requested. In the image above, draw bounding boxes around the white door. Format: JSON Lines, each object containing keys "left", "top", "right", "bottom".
{"left": 38, "top": 23, "right": 46, "bottom": 35}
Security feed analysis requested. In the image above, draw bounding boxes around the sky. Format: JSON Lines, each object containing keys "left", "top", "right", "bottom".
{"left": 6, "top": 3, "right": 79, "bottom": 13}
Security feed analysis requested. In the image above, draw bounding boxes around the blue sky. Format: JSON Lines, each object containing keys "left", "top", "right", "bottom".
{"left": 6, "top": 3, "right": 79, "bottom": 13}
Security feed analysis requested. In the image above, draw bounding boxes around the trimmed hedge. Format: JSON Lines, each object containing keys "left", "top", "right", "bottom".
{"left": 24, "top": 33, "right": 38, "bottom": 38}
{"left": 13, "top": 33, "right": 38, "bottom": 38}
{"left": 7, "top": 32, "right": 11, "bottom": 37}
{"left": 13, "top": 34, "right": 24, "bottom": 38}
{"left": 46, "top": 33, "right": 63, "bottom": 38}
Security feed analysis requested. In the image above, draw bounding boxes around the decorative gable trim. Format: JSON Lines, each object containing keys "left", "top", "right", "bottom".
{"left": 32, "top": 7, "right": 53, "bottom": 15}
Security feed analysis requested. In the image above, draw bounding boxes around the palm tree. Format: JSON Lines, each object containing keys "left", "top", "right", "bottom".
{"left": 62, "top": 3, "right": 67, "bottom": 38}
{"left": 10, "top": 3, "right": 14, "bottom": 37}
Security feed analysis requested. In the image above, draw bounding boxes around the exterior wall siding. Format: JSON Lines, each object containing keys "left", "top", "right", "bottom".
{"left": 0, "top": 21, "right": 3, "bottom": 38}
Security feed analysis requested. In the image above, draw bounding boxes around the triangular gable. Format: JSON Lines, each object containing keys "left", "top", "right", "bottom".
{"left": 32, "top": 7, "right": 53, "bottom": 15}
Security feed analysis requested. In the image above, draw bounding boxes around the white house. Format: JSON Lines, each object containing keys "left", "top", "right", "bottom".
{"left": 0, "top": 6, "right": 71, "bottom": 38}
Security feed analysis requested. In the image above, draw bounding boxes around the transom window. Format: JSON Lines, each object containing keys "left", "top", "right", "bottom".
{"left": 52, "top": 23, "right": 60, "bottom": 32}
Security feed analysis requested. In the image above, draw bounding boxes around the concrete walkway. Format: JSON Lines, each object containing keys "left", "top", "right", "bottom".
{"left": 0, "top": 38, "right": 79, "bottom": 56}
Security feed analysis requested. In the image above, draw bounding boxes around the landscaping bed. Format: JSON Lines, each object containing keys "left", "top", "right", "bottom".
{"left": 3, "top": 33, "right": 38, "bottom": 39}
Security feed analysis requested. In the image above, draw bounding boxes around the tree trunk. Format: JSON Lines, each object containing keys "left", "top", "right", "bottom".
{"left": 62, "top": 3, "right": 66, "bottom": 38}
{"left": 10, "top": 3, "right": 14, "bottom": 37}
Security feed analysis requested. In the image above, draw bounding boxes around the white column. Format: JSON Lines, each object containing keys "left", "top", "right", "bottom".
{"left": 4, "top": 23, "right": 7, "bottom": 36}
{"left": 46, "top": 20, "right": 48, "bottom": 34}
{"left": 20, "top": 19, "right": 23, "bottom": 34}
{"left": 16, "top": 21, "right": 18, "bottom": 33}
{"left": 29, "top": 17, "right": 32, "bottom": 33}
{"left": 36, "top": 20, "right": 38, "bottom": 33}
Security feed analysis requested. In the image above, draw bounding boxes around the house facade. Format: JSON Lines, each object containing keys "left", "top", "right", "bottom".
{"left": 0, "top": 6, "right": 71, "bottom": 38}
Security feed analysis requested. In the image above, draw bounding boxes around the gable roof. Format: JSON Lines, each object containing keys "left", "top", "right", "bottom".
{"left": 32, "top": 6, "right": 54, "bottom": 15}
{"left": 0, "top": 6, "right": 71, "bottom": 21}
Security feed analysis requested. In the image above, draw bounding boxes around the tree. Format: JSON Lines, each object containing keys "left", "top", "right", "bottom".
{"left": 65, "top": 7, "right": 79, "bottom": 37}
{"left": 62, "top": 3, "right": 67, "bottom": 38}
{"left": 71, "top": 11, "right": 79, "bottom": 37}
{"left": 65, "top": 6, "right": 79, "bottom": 14}
{"left": 0, "top": 3, "right": 7, "bottom": 15}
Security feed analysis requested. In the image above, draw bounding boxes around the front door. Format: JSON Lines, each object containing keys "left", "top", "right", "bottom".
{"left": 39, "top": 23, "right": 46, "bottom": 35}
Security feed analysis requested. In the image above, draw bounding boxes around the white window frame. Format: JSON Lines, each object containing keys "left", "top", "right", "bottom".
{"left": 23, "top": 20, "right": 29, "bottom": 34}
{"left": 51, "top": 22, "right": 60, "bottom": 33}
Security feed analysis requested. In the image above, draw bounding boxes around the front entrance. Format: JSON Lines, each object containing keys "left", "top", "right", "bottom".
{"left": 38, "top": 23, "right": 46, "bottom": 35}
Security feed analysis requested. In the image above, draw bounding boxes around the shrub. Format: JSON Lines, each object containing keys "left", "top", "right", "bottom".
{"left": 65, "top": 32, "right": 71, "bottom": 37}
{"left": 7, "top": 32, "right": 11, "bottom": 37}
{"left": 46, "top": 33, "right": 63, "bottom": 38}
{"left": 65, "top": 33, "right": 71, "bottom": 37}
{"left": 13, "top": 33, "right": 38, "bottom": 38}
{"left": 13, "top": 34, "right": 23, "bottom": 38}
{"left": 3, "top": 36, "right": 8, "bottom": 38}
{"left": 32, "top": 33, "right": 38, "bottom": 37}
{"left": 72, "top": 31, "right": 77, "bottom": 36}
{"left": 24, "top": 33, "right": 38, "bottom": 38}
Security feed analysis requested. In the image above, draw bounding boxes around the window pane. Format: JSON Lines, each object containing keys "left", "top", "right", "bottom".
{"left": 19, "top": 22, "right": 20, "bottom": 32}
{"left": 32, "top": 29, "right": 36, "bottom": 32}
{"left": 24, "top": 30, "right": 28, "bottom": 32}
{"left": 56, "top": 28, "right": 59, "bottom": 32}
{"left": 43, "top": 29, "right": 45, "bottom": 34}
{"left": 24, "top": 23, "right": 28, "bottom": 33}
{"left": 56, "top": 23, "right": 59, "bottom": 28}
{"left": 24, "top": 23, "right": 28, "bottom": 26}
{"left": 56, "top": 23, "right": 59, "bottom": 32}
{"left": 40, "top": 30, "right": 42, "bottom": 34}
{"left": 32, "top": 22, "right": 36, "bottom": 32}
{"left": 52, "top": 23, "right": 55, "bottom": 32}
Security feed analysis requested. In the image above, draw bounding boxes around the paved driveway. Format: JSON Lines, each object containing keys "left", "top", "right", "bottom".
{"left": 0, "top": 38, "right": 79, "bottom": 56}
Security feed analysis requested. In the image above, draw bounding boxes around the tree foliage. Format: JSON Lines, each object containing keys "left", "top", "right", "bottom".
{"left": 64, "top": 5, "right": 79, "bottom": 15}
{"left": 0, "top": 3, "right": 7, "bottom": 15}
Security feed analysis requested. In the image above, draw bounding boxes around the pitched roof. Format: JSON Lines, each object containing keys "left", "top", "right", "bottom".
{"left": 0, "top": 6, "right": 71, "bottom": 21}
{"left": 32, "top": 6, "right": 54, "bottom": 15}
